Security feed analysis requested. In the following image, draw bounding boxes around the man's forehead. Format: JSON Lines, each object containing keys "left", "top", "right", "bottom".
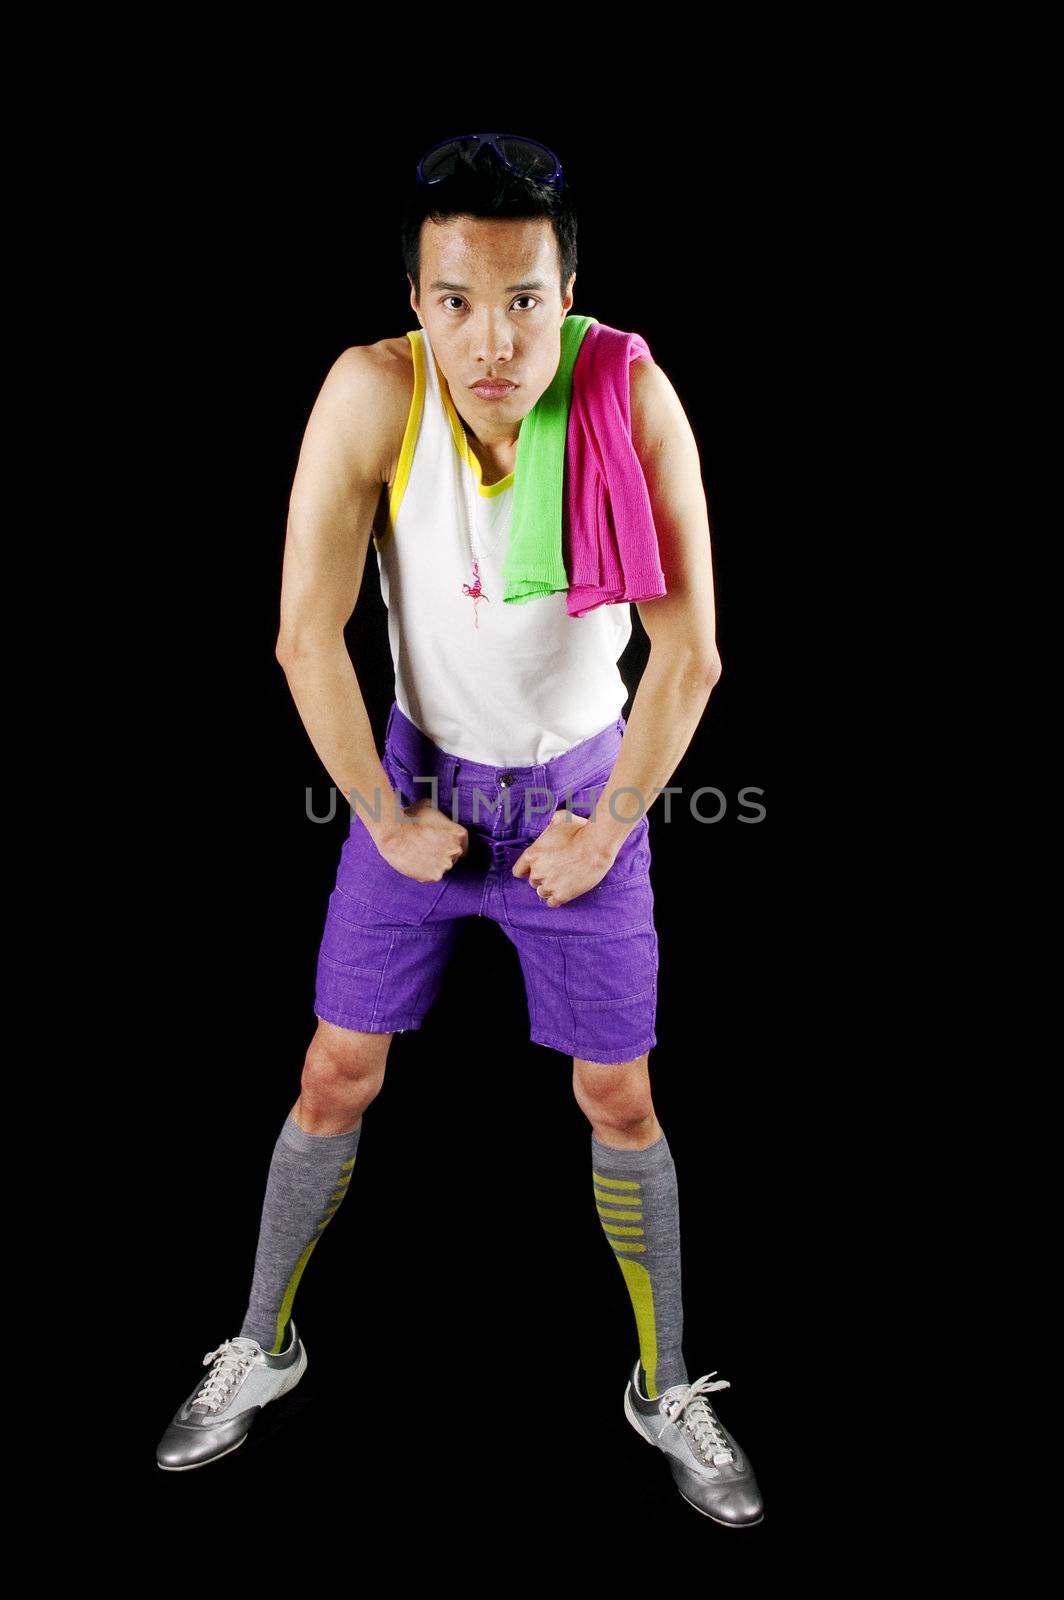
{"left": 420, "top": 216, "right": 556, "bottom": 282}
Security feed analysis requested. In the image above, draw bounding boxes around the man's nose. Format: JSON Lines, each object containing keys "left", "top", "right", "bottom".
{"left": 471, "top": 311, "right": 514, "bottom": 363}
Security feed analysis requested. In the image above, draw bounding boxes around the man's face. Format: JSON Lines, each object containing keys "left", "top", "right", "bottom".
{"left": 409, "top": 215, "right": 575, "bottom": 434}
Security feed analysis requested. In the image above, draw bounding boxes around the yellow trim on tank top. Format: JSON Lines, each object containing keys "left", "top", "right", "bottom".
{"left": 373, "top": 329, "right": 427, "bottom": 554}
{"left": 433, "top": 350, "right": 515, "bottom": 498}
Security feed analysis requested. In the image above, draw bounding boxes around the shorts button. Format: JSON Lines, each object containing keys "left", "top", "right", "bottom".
{"left": 499, "top": 774, "right": 513, "bottom": 787}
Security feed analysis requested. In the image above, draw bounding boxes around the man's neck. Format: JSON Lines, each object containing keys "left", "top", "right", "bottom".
{"left": 459, "top": 410, "right": 520, "bottom": 451}
{"left": 459, "top": 410, "right": 520, "bottom": 477}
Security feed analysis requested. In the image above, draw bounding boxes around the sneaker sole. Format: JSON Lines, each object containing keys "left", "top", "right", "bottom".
{"left": 157, "top": 1434, "right": 250, "bottom": 1472}
{"left": 676, "top": 1491, "right": 764, "bottom": 1527}
{"left": 623, "top": 1382, "right": 765, "bottom": 1528}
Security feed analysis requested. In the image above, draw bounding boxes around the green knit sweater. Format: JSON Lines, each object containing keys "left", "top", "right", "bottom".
{"left": 500, "top": 313, "right": 598, "bottom": 603}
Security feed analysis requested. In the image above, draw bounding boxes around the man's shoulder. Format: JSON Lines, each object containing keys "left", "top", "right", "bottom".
{"left": 325, "top": 337, "right": 416, "bottom": 484}
{"left": 627, "top": 351, "right": 688, "bottom": 458}
{"left": 330, "top": 334, "right": 414, "bottom": 393}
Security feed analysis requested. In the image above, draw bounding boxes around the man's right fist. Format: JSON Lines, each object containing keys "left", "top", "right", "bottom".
{"left": 374, "top": 798, "right": 468, "bottom": 882}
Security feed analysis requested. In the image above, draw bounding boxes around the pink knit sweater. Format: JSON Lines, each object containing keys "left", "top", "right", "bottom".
{"left": 564, "top": 322, "right": 668, "bottom": 618}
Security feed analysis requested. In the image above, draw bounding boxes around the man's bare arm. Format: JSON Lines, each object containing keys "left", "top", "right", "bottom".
{"left": 581, "top": 356, "right": 724, "bottom": 860}
{"left": 275, "top": 344, "right": 404, "bottom": 842}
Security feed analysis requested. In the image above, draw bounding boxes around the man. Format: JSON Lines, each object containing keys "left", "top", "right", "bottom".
{"left": 156, "top": 133, "right": 763, "bottom": 1527}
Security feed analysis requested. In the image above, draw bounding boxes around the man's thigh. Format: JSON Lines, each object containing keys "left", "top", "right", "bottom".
{"left": 312, "top": 813, "right": 470, "bottom": 1036}
{"left": 489, "top": 814, "right": 659, "bottom": 1066}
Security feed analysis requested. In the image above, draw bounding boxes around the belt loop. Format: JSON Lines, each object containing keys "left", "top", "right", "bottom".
{"left": 534, "top": 761, "right": 553, "bottom": 824}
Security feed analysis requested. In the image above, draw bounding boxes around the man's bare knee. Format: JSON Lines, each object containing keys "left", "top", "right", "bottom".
{"left": 296, "top": 1019, "right": 393, "bottom": 1130}
{"left": 571, "top": 1056, "right": 658, "bottom": 1144}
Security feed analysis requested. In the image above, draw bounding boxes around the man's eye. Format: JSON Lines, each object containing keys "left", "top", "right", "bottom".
{"left": 439, "top": 296, "right": 538, "bottom": 312}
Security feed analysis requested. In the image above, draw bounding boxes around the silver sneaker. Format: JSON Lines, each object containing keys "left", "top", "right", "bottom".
{"left": 156, "top": 1319, "right": 307, "bottom": 1471}
{"left": 623, "top": 1359, "right": 764, "bottom": 1526}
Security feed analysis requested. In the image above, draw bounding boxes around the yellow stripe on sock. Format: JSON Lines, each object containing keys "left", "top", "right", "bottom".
{"left": 593, "top": 1168, "right": 662, "bottom": 1392}
{"left": 267, "top": 1155, "right": 358, "bottom": 1354}
{"left": 270, "top": 1237, "right": 321, "bottom": 1353}
{"left": 593, "top": 1188, "right": 641, "bottom": 1207}
{"left": 613, "top": 1256, "right": 660, "bottom": 1397}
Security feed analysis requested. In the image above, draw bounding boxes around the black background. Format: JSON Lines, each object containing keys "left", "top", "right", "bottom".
{"left": 104, "top": 107, "right": 848, "bottom": 1548}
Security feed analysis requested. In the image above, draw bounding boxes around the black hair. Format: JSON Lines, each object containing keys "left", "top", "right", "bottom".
{"left": 400, "top": 139, "right": 578, "bottom": 305}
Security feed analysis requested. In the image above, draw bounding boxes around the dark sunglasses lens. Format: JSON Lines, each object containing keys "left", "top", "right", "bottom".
{"left": 419, "top": 135, "right": 560, "bottom": 184}
{"left": 497, "top": 137, "right": 557, "bottom": 179}
{"left": 420, "top": 140, "right": 467, "bottom": 182}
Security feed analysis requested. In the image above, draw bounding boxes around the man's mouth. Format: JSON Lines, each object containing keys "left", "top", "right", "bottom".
{"left": 470, "top": 380, "right": 517, "bottom": 400}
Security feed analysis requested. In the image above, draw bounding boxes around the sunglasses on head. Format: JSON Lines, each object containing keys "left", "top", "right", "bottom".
{"left": 415, "top": 133, "right": 564, "bottom": 192}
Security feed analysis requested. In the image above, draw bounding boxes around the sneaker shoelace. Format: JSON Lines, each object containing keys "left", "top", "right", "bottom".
{"left": 193, "top": 1339, "right": 261, "bottom": 1413}
{"left": 663, "top": 1373, "right": 736, "bottom": 1470}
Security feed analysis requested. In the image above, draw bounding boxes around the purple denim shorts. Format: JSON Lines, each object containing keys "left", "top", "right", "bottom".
{"left": 313, "top": 700, "right": 658, "bottom": 1065}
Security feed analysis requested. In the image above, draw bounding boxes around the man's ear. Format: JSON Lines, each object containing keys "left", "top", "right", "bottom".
{"left": 561, "top": 273, "right": 576, "bottom": 318}
{"left": 408, "top": 274, "right": 423, "bottom": 325}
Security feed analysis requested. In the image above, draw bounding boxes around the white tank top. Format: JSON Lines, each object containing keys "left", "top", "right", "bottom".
{"left": 372, "top": 322, "right": 633, "bottom": 767}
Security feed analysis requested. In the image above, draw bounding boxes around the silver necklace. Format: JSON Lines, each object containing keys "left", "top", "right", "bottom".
{"left": 460, "top": 428, "right": 513, "bottom": 629}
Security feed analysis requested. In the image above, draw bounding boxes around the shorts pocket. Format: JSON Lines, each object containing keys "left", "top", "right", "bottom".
{"left": 564, "top": 926, "right": 659, "bottom": 1061}
{"left": 564, "top": 926, "right": 658, "bottom": 1006}
{"left": 554, "top": 774, "right": 609, "bottom": 819}
{"left": 314, "top": 888, "right": 447, "bottom": 1029}
{"left": 501, "top": 769, "right": 653, "bottom": 935}
{"left": 317, "top": 891, "right": 394, "bottom": 972}
{"left": 382, "top": 743, "right": 438, "bottom": 811}
{"left": 500, "top": 831, "right": 654, "bottom": 936}
{"left": 336, "top": 817, "right": 451, "bottom": 926}
{"left": 552, "top": 776, "right": 652, "bottom": 879}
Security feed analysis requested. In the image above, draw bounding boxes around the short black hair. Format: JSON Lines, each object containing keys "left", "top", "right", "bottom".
{"left": 400, "top": 139, "right": 578, "bottom": 305}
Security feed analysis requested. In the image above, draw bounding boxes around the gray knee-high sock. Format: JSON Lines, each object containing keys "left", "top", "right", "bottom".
{"left": 591, "top": 1130, "right": 688, "bottom": 1398}
{"left": 238, "top": 1112, "right": 363, "bottom": 1354}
